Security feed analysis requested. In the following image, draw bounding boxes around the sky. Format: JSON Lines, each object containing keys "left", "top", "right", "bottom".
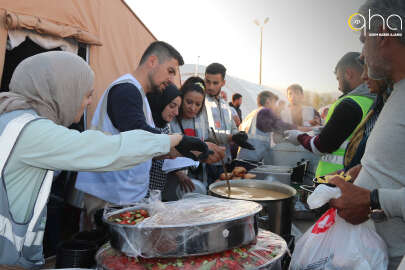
{"left": 125, "top": 0, "right": 366, "bottom": 93}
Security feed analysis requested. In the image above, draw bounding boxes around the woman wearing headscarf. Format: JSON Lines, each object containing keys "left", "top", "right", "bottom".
{"left": 0, "top": 51, "right": 211, "bottom": 269}
{"left": 147, "top": 84, "right": 195, "bottom": 193}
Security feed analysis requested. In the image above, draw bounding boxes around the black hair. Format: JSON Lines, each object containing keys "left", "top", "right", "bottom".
{"left": 182, "top": 76, "right": 205, "bottom": 88}
{"left": 335, "top": 52, "right": 363, "bottom": 74}
{"left": 205, "top": 63, "right": 226, "bottom": 79}
{"left": 257, "top": 90, "right": 278, "bottom": 106}
{"left": 178, "top": 76, "right": 206, "bottom": 118}
{"left": 232, "top": 93, "right": 242, "bottom": 102}
{"left": 147, "top": 83, "right": 181, "bottom": 128}
{"left": 139, "top": 41, "right": 184, "bottom": 66}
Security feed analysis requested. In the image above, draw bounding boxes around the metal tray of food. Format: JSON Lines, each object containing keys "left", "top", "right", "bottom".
{"left": 103, "top": 195, "right": 262, "bottom": 258}
{"left": 96, "top": 229, "right": 287, "bottom": 270}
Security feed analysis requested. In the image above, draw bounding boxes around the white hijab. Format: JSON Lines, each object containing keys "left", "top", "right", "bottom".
{"left": 0, "top": 51, "right": 94, "bottom": 127}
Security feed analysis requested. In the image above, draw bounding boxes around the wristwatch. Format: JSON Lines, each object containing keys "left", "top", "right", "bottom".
{"left": 369, "top": 189, "right": 387, "bottom": 223}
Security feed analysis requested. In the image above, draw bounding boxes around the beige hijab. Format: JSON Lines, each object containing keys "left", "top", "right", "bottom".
{"left": 0, "top": 51, "right": 94, "bottom": 127}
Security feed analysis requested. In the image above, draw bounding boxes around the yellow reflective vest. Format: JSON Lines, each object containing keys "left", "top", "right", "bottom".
{"left": 315, "top": 93, "right": 374, "bottom": 177}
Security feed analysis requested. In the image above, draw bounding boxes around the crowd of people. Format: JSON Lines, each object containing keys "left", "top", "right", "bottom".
{"left": 0, "top": 0, "right": 404, "bottom": 269}
{"left": 284, "top": 0, "right": 405, "bottom": 268}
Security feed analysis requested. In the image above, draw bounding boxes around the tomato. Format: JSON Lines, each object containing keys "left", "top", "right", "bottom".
{"left": 232, "top": 254, "right": 241, "bottom": 262}
{"left": 120, "top": 212, "right": 132, "bottom": 218}
{"left": 214, "top": 259, "right": 224, "bottom": 269}
{"left": 101, "top": 232, "right": 281, "bottom": 270}
{"left": 110, "top": 209, "right": 149, "bottom": 225}
{"left": 126, "top": 265, "right": 146, "bottom": 270}
{"left": 139, "top": 209, "right": 149, "bottom": 217}
{"left": 182, "top": 263, "right": 194, "bottom": 270}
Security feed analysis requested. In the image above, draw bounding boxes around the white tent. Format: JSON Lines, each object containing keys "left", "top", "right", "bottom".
{"left": 180, "top": 64, "right": 286, "bottom": 119}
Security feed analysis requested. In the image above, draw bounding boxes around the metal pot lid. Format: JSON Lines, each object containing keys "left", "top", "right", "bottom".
{"left": 250, "top": 164, "right": 293, "bottom": 173}
{"left": 209, "top": 179, "right": 297, "bottom": 200}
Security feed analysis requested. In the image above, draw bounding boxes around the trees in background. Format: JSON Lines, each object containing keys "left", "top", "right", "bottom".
{"left": 302, "top": 90, "right": 338, "bottom": 110}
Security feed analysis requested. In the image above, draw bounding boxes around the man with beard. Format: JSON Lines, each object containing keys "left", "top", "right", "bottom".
{"left": 229, "top": 93, "right": 243, "bottom": 124}
{"left": 76, "top": 41, "right": 187, "bottom": 221}
{"left": 285, "top": 52, "right": 375, "bottom": 176}
{"left": 203, "top": 63, "right": 254, "bottom": 183}
{"left": 327, "top": 0, "right": 405, "bottom": 268}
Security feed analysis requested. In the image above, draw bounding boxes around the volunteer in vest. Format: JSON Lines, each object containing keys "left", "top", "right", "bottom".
{"left": 75, "top": 41, "right": 218, "bottom": 223}
{"left": 202, "top": 63, "right": 255, "bottom": 183}
{"left": 170, "top": 77, "right": 226, "bottom": 185}
{"left": 237, "top": 91, "right": 299, "bottom": 163}
{"left": 0, "top": 51, "right": 210, "bottom": 269}
{"left": 284, "top": 52, "right": 375, "bottom": 177}
{"left": 280, "top": 84, "right": 320, "bottom": 127}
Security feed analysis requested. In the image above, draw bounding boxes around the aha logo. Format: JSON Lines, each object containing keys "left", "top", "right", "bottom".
{"left": 348, "top": 9, "right": 403, "bottom": 36}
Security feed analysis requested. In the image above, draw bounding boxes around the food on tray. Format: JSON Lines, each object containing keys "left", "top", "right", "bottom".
{"left": 100, "top": 230, "right": 286, "bottom": 270}
{"left": 218, "top": 166, "right": 256, "bottom": 181}
{"left": 243, "top": 173, "right": 256, "bottom": 179}
{"left": 232, "top": 166, "right": 247, "bottom": 177}
{"left": 219, "top": 172, "right": 233, "bottom": 180}
{"left": 211, "top": 186, "right": 290, "bottom": 201}
{"left": 108, "top": 209, "right": 149, "bottom": 225}
{"left": 315, "top": 172, "right": 352, "bottom": 184}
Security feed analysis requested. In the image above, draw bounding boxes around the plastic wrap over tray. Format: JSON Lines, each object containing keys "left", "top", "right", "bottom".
{"left": 103, "top": 193, "right": 262, "bottom": 258}
{"left": 97, "top": 229, "right": 288, "bottom": 270}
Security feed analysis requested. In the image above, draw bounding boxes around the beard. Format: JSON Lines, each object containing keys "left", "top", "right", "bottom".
{"left": 151, "top": 83, "right": 161, "bottom": 94}
{"left": 365, "top": 39, "right": 390, "bottom": 81}
{"left": 148, "top": 73, "right": 163, "bottom": 94}
{"left": 368, "top": 62, "right": 389, "bottom": 81}
{"left": 341, "top": 79, "right": 352, "bottom": 94}
{"left": 207, "top": 88, "right": 221, "bottom": 97}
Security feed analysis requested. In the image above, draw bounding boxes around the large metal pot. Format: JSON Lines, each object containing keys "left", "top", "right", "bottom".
{"left": 264, "top": 143, "right": 320, "bottom": 184}
{"left": 249, "top": 165, "right": 293, "bottom": 185}
{"left": 209, "top": 180, "right": 296, "bottom": 237}
{"left": 249, "top": 161, "right": 309, "bottom": 185}
{"left": 103, "top": 200, "right": 262, "bottom": 258}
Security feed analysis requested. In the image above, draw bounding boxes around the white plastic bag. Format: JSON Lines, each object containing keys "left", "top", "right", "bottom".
{"left": 307, "top": 184, "right": 341, "bottom": 210}
{"left": 290, "top": 208, "right": 388, "bottom": 270}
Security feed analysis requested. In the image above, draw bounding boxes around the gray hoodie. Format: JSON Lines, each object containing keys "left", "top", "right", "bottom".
{"left": 344, "top": 83, "right": 376, "bottom": 100}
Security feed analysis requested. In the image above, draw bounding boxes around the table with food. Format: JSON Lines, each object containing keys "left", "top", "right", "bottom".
{"left": 97, "top": 193, "right": 290, "bottom": 270}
